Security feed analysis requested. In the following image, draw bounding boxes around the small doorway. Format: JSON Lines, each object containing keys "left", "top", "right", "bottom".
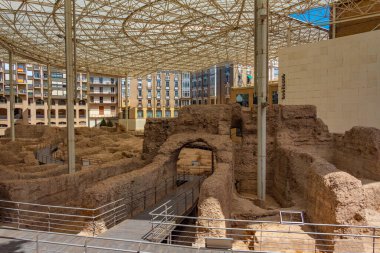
{"left": 99, "top": 106, "right": 104, "bottom": 116}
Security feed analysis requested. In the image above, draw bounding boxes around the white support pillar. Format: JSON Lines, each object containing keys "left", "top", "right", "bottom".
{"left": 86, "top": 69, "right": 90, "bottom": 127}
{"left": 65, "top": 0, "right": 75, "bottom": 173}
{"left": 47, "top": 64, "right": 52, "bottom": 126}
{"left": 124, "top": 76, "right": 129, "bottom": 131}
{"left": 255, "top": 0, "right": 268, "bottom": 204}
{"left": 9, "top": 50, "right": 15, "bottom": 141}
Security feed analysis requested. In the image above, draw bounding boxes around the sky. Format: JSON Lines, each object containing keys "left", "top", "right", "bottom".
{"left": 290, "top": 6, "right": 330, "bottom": 30}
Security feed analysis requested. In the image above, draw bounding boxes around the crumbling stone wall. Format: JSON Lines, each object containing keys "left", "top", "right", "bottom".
{"left": 333, "top": 127, "right": 380, "bottom": 180}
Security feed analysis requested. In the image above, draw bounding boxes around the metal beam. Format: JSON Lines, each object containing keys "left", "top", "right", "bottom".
{"left": 255, "top": 0, "right": 268, "bottom": 204}
{"left": 9, "top": 50, "right": 15, "bottom": 141}
{"left": 65, "top": 0, "right": 76, "bottom": 174}
{"left": 47, "top": 64, "right": 52, "bottom": 126}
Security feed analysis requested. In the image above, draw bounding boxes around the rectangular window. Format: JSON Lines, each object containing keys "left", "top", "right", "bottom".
{"left": 111, "top": 87, "right": 115, "bottom": 93}
{"left": 111, "top": 97, "right": 115, "bottom": 102}
{"left": 175, "top": 90, "right": 178, "bottom": 97}
{"left": 166, "top": 80, "right": 170, "bottom": 88}
{"left": 165, "top": 110, "right": 171, "bottom": 118}
{"left": 166, "top": 90, "right": 169, "bottom": 98}
{"left": 138, "top": 90, "right": 142, "bottom": 97}
{"left": 100, "top": 97, "right": 103, "bottom": 103}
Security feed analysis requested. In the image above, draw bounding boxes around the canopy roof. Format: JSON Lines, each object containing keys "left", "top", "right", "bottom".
{"left": 0, "top": 0, "right": 377, "bottom": 76}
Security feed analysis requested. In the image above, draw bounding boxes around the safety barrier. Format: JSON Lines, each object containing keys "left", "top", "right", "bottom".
{"left": 0, "top": 175, "right": 181, "bottom": 236}
{"left": 147, "top": 207, "right": 380, "bottom": 252}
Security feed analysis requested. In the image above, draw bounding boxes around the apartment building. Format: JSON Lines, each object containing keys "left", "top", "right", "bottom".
{"left": 120, "top": 71, "right": 183, "bottom": 121}
{"left": 190, "top": 62, "right": 279, "bottom": 106}
{"left": 88, "top": 75, "right": 119, "bottom": 127}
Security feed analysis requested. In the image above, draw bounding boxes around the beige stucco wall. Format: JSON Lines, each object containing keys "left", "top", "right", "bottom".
{"left": 279, "top": 30, "right": 380, "bottom": 133}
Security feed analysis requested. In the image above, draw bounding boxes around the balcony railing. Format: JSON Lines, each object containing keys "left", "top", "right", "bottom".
{"left": 36, "top": 115, "right": 45, "bottom": 119}
{"left": 79, "top": 115, "right": 86, "bottom": 118}
{"left": 58, "top": 115, "right": 66, "bottom": 118}
{"left": 89, "top": 114, "right": 117, "bottom": 118}
{"left": 0, "top": 115, "right": 7, "bottom": 120}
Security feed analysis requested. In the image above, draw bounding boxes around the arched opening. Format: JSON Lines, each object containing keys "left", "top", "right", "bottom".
{"left": 79, "top": 121, "right": 86, "bottom": 126}
{"left": 36, "top": 122, "right": 45, "bottom": 125}
{"left": 0, "top": 108, "right": 7, "bottom": 120}
{"left": 36, "top": 109, "right": 44, "bottom": 119}
{"left": 0, "top": 96, "right": 7, "bottom": 104}
{"left": 58, "top": 122, "right": 66, "bottom": 125}
{"left": 79, "top": 109, "right": 86, "bottom": 118}
{"left": 36, "top": 99, "right": 44, "bottom": 105}
{"left": 58, "top": 109, "right": 66, "bottom": 118}
{"left": 79, "top": 100, "right": 86, "bottom": 105}
{"left": 0, "top": 124, "right": 8, "bottom": 128}
{"left": 177, "top": 145, "right": 213, "bottom": 177}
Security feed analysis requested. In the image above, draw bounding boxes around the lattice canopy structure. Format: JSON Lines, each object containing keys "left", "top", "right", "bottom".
{"left": 0, "top": 0, "right": 378, "bottom": 76}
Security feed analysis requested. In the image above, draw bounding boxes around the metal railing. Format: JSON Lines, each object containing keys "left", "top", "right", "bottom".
{"left": 146, "top": 176, "right": 203, "bottom": 243}
{"left": 0, "top": 229, "right": 256, "bottom": 253}
{"left": 147, "top": 208, "right": 380, "bottom": 252}
{"left": 0, "top": 175, "right": 180, "bottom": 236}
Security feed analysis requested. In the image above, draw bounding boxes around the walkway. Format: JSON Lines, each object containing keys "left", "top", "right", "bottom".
{"left": 101, "top": 176, "right": 201, "bottom": 241}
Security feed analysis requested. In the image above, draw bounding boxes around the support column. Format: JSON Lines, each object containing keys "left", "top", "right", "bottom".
{"left": 9, "top": 50, "right": 15, "bottom": 141}
{"left": 86, "top": 69, "right": 90, "bottom": 127}
{"left": 254, "top": 0, "right": 268, "bottom": 204}
{"left": 287, "top": 27, "right": 292, "bottom": 47}
{"left": 65, "top": 0, "right": 75, "bottom": 173}
{"left": 124, "top": 76, "right": 129, "bottom": 131}
{"left": 332, "top": 3, "right": 336, "bottom": 39}
{"left": 47, "top": 64, "right": 52, "bottom": 126}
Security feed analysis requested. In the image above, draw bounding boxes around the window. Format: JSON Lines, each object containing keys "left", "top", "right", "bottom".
{"left": 90, "top": 96, "right": 94, "bottom": 103}
{"left": 111, "top": 87, "right": 115, "bottom": 93}
{"left": 166, "top": 80, "right": 170, "bottom": 89}
{"left": 147, "top": 100, "right": 152, "bottom": 107}
{"left": 175, "top": 100, "right": 179, "bottom": 107}
{"left": 137, "top": 110, "right": 144, "bottom": 119}
{"left": 147, "top": 89, "right": 152, "bottom": 98}
{"left": 100, "top": 97, "right": 103, "bottom": 103}
{"left": 175, "top": 90, "right": 178, "bottom": 97}
{"left": 99, "top": 87, "right": 103, "bottom": 93}
{"left": 157, "top": 90, "right": 161, "bottom": 98}
{"left": 138, "top": 90, "right": 142, "bottom": 97}
{"left": 166, "top": 90, "right": 169, "bottom": 98}
{"left": 174, "top": 111, "right": 178, "bottom": 117}
{"left": 157, "top": 79, "right": 161, "bottom": 87}
{"left": 174, "top": 80, "right": 178, "bottom": 88}
{"left": 111, "top": 97, "right": 115, "bottom": 102}
{"left": 156, "top": 110, "right": 162, "bottom": 118}
{"left": 147, "top": 110, "right": 153, "bottom": 118}
{"left": 138, "top": 79, "right": 142, "bottom": 89}
{"left": 165, "top": 110, "right": 171, "bottom": 118}
{"left": 111, "top": 106, "right": 116, "bottom": 111}
{"left": 166, "top": 100, "right": 170, "bottom": 107}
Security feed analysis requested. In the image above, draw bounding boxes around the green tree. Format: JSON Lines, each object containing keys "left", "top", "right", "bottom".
{"left": 99, "top": 118, "right": 107, "bottom": 127}
{"left": 107, "top": 120, "right": 114, "bottom": 127}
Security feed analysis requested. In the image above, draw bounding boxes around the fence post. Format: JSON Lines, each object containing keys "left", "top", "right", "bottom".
{"left": 185, "top": 193, "right": 188, "bottom": 211}
{"left": 154, "top": 187, "right": 157, "bottom": 204}
{"left": 48, "top": 206, "right": 51, "bottom": 232}
{"left": 92, "top": 210, "right": 96, "bottom": 237}
{"left": 17, "top": 203, "right": 20, "bottom": 229}
{"left": 113, "top": 202, "right": 116, "bottom": 227}
{"left": 192, "top": 188, "right": 194, "bottom": 205}
{"left": 84, "top": 238, "right": 88, "bottom": 253}
{"left": 373, "top": 228, "right": 376, "bottom": 253}
{"left": 130, "top": 194, "right": 134, "bottom": 217}
{"left": 143, "top": 191, "right": 146, "bottom": 210}
{"left": 36, "top": 234, "right": 39, "bottom": 253}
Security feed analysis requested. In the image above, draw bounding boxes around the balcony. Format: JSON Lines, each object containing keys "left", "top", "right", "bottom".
{"left": 174, "top": 86, "right": 178, "bottom": 90}
{"left": 36, "top": 114, "right": 45, "bottom": 119}
{"left": 17, "top": 79, "right": 26, "bottom": 84}
{"left": 34, "top": 93, "right": 42, "bottom": 97}
{"left": 0, "top": 115, "right": 7, "bottom": 120}
{"left": 166, "top": 86, "right": 170, "bottom": 90}
{"left": 19, "top": 89, "right": 27, "bottom": 95}
{"left": 58, "top": 115, "right": 66, "bottom": 119}
{"left": 89, "top": 91, "right": 116, "bottom": 95}
{"left": 17, "top": 68, "right": 26, "bottom": 73}
{"left": 156, "top": 86, "right": 161, "bottom": 90}
{"left": 89, "top": 113, "right": 117, "bottom": 118}
{"left": 91, "top": 100, "right": 117, "bottom": 104}
{"left": 137, "top": 104, "right": 143, "bottom": 109}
